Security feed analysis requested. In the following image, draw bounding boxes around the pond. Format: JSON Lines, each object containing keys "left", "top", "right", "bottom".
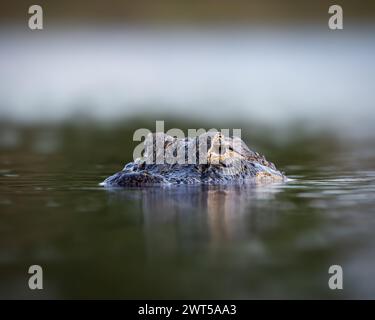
{"left": 1, "top": 120, "right": 374, "bottom": 298}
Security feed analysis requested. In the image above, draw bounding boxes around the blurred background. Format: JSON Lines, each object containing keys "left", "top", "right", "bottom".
{"left": 1, "top": 1, "right": 375, "bottom": 299}
{"left": 1, "top": 0, "right": 375, "bottom": 133}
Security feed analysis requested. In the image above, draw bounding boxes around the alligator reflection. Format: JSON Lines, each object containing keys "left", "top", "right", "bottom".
{"left": 106, "top": 184, "right": 283, "bottom": 249}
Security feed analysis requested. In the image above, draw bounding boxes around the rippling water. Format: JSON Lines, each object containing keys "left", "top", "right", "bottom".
{"left": 0, "top": 122, "right": 375, "bottom": 299}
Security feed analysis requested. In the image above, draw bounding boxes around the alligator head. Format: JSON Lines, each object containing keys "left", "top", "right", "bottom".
{"left": 101, "top": 131, "right": 286, "bottom": 187}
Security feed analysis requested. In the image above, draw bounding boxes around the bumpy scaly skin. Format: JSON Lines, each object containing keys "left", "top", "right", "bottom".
{"left": 101, "top": 132, "right": 286, "bottom": 187}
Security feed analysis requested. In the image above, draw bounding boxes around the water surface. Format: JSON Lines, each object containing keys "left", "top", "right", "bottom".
{"left": 1, "top": 122, "right": 374, "bottom": 299}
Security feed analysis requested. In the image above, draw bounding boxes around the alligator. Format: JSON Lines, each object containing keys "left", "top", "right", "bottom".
{"left": 100, "top": 131, "right": 286, "bottom": 187}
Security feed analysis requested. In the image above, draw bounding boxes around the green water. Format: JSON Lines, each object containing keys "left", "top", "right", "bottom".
{"left": 1, "top": 120, "right": 375, "bottom": 299}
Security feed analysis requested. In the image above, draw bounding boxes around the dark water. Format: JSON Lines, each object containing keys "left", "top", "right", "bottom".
{"left": 1, "top": 121, "right": 375, "bottom": 299}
